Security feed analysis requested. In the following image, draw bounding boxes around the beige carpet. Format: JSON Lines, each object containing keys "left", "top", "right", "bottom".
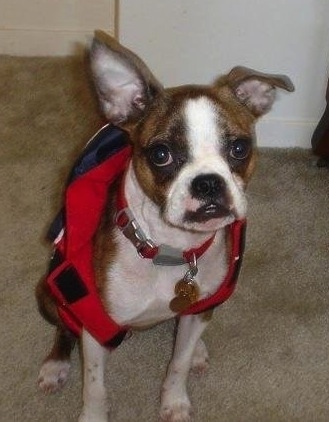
{"left": 1, "top": 54, "right": 328, "bottom": 422}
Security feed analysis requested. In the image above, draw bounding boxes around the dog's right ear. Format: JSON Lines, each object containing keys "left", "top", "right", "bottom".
{"left": 90, "top": 31, "right": 164, "bottom": 127}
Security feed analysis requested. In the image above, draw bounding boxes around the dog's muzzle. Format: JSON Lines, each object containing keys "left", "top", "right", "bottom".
{"left": 187, "top": 173, "right": 232, "bottom": 222}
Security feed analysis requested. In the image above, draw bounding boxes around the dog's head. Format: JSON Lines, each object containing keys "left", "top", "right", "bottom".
{"left": 90, "top": 31, "right": 294, "bottom": 233}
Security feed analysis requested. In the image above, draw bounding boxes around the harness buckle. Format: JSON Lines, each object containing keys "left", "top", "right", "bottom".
{"left": 115, "top": 208, "right": 156, "bottom": 256}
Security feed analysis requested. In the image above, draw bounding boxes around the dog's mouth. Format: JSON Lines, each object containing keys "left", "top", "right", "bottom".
{"left": 184, "top": 201, "right": 232, "bottom": 223}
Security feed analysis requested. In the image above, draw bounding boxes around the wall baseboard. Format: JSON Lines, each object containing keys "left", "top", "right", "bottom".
{"left": 0, "top": 28, "right": 115, "bottom": 56}
{"left": 256, "top": 118, "right": 317, "bottom": 148}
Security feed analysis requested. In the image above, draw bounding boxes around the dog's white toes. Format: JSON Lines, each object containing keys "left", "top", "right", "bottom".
{"left": 191, "top": 339, "right": 209, "bottom": 376}
{"left": 160, "top": 395, "right": 192, "bottom": 422}
{"left": 160, "top": 401, "right": 192, "bottom": 422}
{"left": 37, "top": 359, "right": 70, "bottom": 394}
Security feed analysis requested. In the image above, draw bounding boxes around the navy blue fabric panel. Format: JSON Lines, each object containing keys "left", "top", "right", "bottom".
{"left": 67, "top": 125, "right": 128, "bottom": 183}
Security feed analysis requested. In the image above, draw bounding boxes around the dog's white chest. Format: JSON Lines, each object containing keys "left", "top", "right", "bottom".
{"left": 103, "top": 229, "right": 228, "bottom": 327}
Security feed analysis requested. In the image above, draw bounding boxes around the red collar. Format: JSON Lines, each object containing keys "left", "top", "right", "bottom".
{"left": 115, "top": 175, "right": 216, "bottom": 266}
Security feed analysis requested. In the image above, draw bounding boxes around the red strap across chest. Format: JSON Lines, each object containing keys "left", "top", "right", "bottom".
{"left": 182, "top": 219, "right": 246, "bottom": 315}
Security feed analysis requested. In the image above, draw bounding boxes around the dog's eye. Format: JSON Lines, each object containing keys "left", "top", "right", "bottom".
{"left": 229, "top": 138, "right": 251, "bottom": 160}
{"left": 148, "top": 144, "right": 173, "bottom": 167}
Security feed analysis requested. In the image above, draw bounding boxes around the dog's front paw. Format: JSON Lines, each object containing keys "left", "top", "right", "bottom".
{"left": 160, "top": 393, "right": 192, "bottom": 422}
{"left": 37, "top": 359, "right": 70, "bottom": 394}
{"left": 160, "top": 401, "right": 192, "bottom": 422}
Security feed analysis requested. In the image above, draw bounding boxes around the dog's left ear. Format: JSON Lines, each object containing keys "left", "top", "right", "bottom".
{"left": 226, "top": 66, "right": 295, "bottom": 116}
{"left": 90, "top": 31, "right": 164, "bottom": 126}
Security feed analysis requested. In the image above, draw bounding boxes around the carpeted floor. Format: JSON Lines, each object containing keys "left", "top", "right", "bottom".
{"left": 1, "top": 54, "right": 328, "bottom": 422}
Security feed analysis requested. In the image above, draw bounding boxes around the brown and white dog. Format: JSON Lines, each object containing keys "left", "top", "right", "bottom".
{"left": 36, "top": 31, "right": 294, "bottom": 422}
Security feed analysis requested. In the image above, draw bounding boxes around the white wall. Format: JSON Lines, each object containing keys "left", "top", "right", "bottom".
{"left": 0, "top": 0, "right": 116, "bottom": 56}
{"left": 119, "top": 0, "right": 329, "bottom": 148}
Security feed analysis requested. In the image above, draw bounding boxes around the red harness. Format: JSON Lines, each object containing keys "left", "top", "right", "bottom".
{"left": 46, "top": 125, "right": 246, "bottom": 350}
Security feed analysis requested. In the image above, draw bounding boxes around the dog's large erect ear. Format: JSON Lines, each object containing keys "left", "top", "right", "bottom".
{"left": 227, "top": 66, "right": 295, "bottom": 116}
{"left": 90, "top": 31, "right": 164, "bottom": 126}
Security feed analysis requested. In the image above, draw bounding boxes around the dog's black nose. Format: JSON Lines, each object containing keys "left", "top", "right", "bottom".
{"left": 191, "top": 174, "right": 225, "bottom": 200}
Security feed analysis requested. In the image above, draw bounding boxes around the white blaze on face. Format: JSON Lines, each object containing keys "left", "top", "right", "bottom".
{"left": 164, "top": 96, "right": 247, "bottom": 231}
{"left": 185, "top": 96, "right": 221, "bottom": 160}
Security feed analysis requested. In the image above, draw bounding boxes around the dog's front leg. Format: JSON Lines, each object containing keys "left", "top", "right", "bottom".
{"left": 160, "top": 314, "right": 210, "bottom": 422}
{"left": 79, "top": 329, "right": 108, "bottom": 422}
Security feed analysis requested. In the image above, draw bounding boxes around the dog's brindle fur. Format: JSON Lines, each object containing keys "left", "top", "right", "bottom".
{"left": 36, "top": 31, "right": 294, "bottom": 421}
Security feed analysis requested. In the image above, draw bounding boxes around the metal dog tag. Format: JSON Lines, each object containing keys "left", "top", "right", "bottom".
{"left": 169, "top": 293, "right": 193, "bottom": 313}
{"left": 175, "top": 278, "right": 199, "bottom": 303}
{"left": 169, "top": 255, "right": 200, "bottom": 313}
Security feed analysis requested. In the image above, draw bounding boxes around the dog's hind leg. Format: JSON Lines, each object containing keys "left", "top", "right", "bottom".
{"left": 160, "top": 314, "right": 210, "bottom": 422}
{"left": 38, "top": 327, "right": 76, "bottom": 394}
